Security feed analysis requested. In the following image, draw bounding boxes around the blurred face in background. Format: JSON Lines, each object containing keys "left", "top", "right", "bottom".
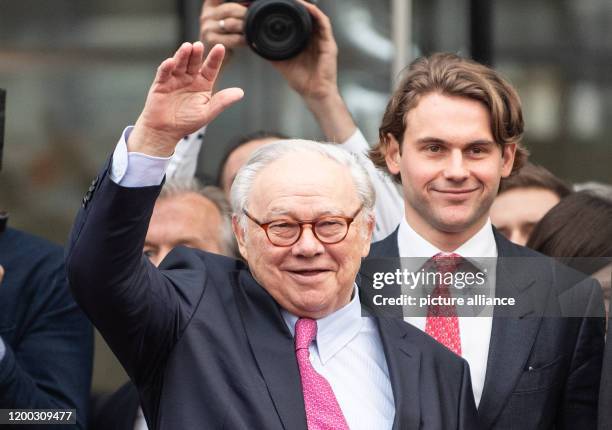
{"left": 491, "top": 187, "right": 561, "bottom": 245}
{"left": 221, "top": 137, "right": 279, "bottom": 198}
{"left": 144, "top": 192, "right": 224, "bottom": 266}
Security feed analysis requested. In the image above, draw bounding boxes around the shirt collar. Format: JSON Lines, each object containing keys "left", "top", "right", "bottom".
{"left": 281, "top": 284, "right": 364, "bottom": 365}
{"left": 397, "top": 217, "right": 498, "bottom": 260}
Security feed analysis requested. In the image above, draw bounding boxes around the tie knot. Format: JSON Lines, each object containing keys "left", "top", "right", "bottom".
{"left": 295, "top": 318, "right": 317, "bottom": 351}
{"left": 432, "top": 252, "right": 462, "bottom": 274}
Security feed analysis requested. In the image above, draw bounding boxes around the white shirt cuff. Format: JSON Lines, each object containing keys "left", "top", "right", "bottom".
{"left": 166, "top": 125, "right": 206, "bottom": 180}
{"left": 110, "top": 126, "right": 172, "bottom": 187}
{"left": 339, "top": 128, "right": 370, "bottom": 154}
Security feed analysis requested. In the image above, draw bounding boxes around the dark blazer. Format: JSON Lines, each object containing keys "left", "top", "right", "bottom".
{"left": 91, "top": 382, "right": 140, "bottom": 430}
{"left": 364, "top": 227, "right": 605, "bottom": 429}
{"left": 0, "top": 226, "right": 93, "bottom": 429}
{"left": 66, "top": 168, "right": 479, "bottom": 430}
{"left": 599, "top": 315, "right": 612, "bottom": 430}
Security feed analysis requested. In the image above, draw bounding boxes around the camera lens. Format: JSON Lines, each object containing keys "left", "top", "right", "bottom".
{"left": 244, "top": 0, "right": 312, "bottom": 61}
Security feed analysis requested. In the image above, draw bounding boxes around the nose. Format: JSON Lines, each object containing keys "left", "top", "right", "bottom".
{"left": 443, "top": 150, "right": 469, "bottom": 182}
{"left": 291, "top": 225, "right": 325, "bottom": 257}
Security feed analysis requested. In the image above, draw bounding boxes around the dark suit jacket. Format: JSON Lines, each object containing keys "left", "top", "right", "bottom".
{"left": 364, "top": 227, "right": 605, "bottom": 429}
{"left": 0, "top": 226, "right": 93, "bottom": 429}
{"left": 599, "top": 315, "right": 612, "bottom": 430}
{"left": 66, "top": 167, "right": 479, "bottom": 429}
{"left": 91, "top": 382, "right": 140, "bottom": 430}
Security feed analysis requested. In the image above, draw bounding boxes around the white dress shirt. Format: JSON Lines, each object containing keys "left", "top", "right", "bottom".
{"left": 282, "top": 288, "right": 395, "bottom": 430}
{"left": 109, "top": 130, "right": 395, "bottom": 429}
{"left": 397, "top": 218, "right": 497, "bottom": 407}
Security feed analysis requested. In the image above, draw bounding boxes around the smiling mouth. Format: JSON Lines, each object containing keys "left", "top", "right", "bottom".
{"left": 287, "top": 269, "right": 330, "bottom": 276}
{"left": 433, "top": 188, "right": 479, "bottom": 195}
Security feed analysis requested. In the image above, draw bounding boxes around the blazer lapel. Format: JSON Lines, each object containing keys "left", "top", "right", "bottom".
{"left": 368, "top": 227, "right": 400, "bottom": 258}
{"left": 233, "top": 270, "right": 307, "bottom": 430}
{"left": 361, "top": 228, "right": 404, "bottom": 318}
{"left": 375, "top": 316, "right": 421, "bottom": 430}
{"left": 478, "top": 232, "right": 545, "bottom": 428}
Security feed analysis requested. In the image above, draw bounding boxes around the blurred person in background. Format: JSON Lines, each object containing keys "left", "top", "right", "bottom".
{"left": 525, "top": 191, "right": 612, "bottom": 430}
{"left": 491, "top": 162, "right": 572, "bottom": 245}
{"left": 217, "top": 130, "right": 288, "bottom": 198}
{"left": 0, "top": 223, "right": 93, "bottom": 429}
{"left": 144, "top": 178, "right": 235, "bottom": 265}
{"left": 527, "top": 190, "right": 612, "bottom": 314}
{"left": 0, "top": 90, "right": 93, "bottom": 428}
{"left": 195, "top": 0, "right": 404, "bottom": 240}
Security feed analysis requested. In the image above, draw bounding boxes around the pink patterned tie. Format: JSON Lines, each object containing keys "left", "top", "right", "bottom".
{"left": 425, "top": 252, "right": 462, "bottom": 356}
{"left": 295, "top": 318, "right": 350, "bottom": 430}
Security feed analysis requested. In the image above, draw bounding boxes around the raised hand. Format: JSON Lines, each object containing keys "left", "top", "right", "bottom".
{"left": 270, "top": 1, "right": 338, "bottom": 102}
{"left": 270, "top": 2, "right": 355, "bottom": 143}
{"left": 129, "top": 42, "right": 244, "bottom": 157}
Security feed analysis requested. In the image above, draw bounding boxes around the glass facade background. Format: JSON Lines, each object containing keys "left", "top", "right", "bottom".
{"left": 1, "top": 0, "right": 610, "bottom": 395}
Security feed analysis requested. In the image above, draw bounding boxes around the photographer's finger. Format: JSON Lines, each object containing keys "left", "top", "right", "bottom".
{"left": 204, "top": 2, "right": 247, "bottom": 21}
{"left": 217, "top": 17, "right": 243, "bottom": 34}
{"left": 299, "top": 0, "right": 332, "bottom": 37}
{"left": 0, "top": 265, "right": 4, "bottom": 284}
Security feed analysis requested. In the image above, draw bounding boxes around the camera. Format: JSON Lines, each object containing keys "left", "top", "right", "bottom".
{"left": 228, "top": 0, "right": 314, "bottom": 61}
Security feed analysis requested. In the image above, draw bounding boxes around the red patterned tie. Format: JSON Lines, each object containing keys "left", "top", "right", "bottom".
{"left": 295, "top": 318, "right": 350, "bottom": 430}
{"left": 425, "top": 252, "right": 462, "bottom": 356}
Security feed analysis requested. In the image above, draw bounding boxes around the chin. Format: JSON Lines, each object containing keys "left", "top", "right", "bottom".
{"left": 293, "top": 298, "right": 333, "bottom": 318}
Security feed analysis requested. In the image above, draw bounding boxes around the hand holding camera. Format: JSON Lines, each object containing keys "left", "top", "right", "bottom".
{"left": 201, "top": 0, "right": 315, "bottom": 61}
{"left": 200, "top": 0, "right": 355, "bottom": 142}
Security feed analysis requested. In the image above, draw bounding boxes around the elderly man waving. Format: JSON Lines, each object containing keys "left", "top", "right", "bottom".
{"left": 66, "top": 42, "right": 478, "bottom": 430}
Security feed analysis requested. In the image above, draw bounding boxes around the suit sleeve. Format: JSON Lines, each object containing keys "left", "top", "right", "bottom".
{"left": 598, "top": 315, "right": 612, "bottom": 430}
{"left": 457, "top": 360, "right": 481, "bottom": 430}
{"left": 0, "top": 258, "right": 93, "bottom": 430}
{"left": 559, "top": 278, "right": 605, "bottom": 429}
{"left": 65, "top": 160, "right": 201, "bottom": 386}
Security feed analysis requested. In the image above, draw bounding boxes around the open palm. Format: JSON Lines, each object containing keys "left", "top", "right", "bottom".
{"left": 132, "top": 42, "right": 243, "bottom": 156}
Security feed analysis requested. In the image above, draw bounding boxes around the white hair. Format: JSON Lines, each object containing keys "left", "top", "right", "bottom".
{"left": 230, "top": 139, "right": 376, "bottom": 233}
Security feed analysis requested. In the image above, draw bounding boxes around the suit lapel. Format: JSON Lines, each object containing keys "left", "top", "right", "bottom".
{"left": 368, "top": 227, "right": 400, "bottom": 258}
{"left": 478, "top": 231, "right": 544, "bottom": 427}
{"left": 374, "top": 316, "right": 421, "bottom": 430}
{"left": 233, "top": 270, "right": 307, "bottom": 430}
{"left": 361, "top": 228, "right": 404, "bottom": 318}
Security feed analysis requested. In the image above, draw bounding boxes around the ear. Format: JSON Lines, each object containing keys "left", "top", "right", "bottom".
{"left": 360, "top": 213, "right": 376, "bottom": 258}
{"left": 500, "top": 143, "right": 517, "bottom": 178}
{"left": 384, "top": 133, "right": 402, "bottom": 176}
{"left": 232, "top": 215, "right": 249, "bottom": 260}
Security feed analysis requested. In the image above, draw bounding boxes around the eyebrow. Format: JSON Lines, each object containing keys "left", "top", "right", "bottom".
{"left": 265, "top": 208, "right": 345, "bottom": 219}
{"left": 416, "top": 137, "right": 496, "bottom": 146}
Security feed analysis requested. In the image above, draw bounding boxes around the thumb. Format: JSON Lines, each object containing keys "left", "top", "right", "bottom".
{"left": 206, "top": 87, "right": 244, "bottom": 121}
{"left": 0, "top": 264, "right": 4, "bottom": 285}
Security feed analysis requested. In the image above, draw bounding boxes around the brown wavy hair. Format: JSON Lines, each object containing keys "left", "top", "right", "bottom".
{"left": 370, "top": 53, "right": 528, "bottom": 184}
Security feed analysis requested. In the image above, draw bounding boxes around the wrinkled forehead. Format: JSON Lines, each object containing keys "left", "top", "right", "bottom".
{"left": 249, "top": 152, "right": 360, "bottom": 217}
